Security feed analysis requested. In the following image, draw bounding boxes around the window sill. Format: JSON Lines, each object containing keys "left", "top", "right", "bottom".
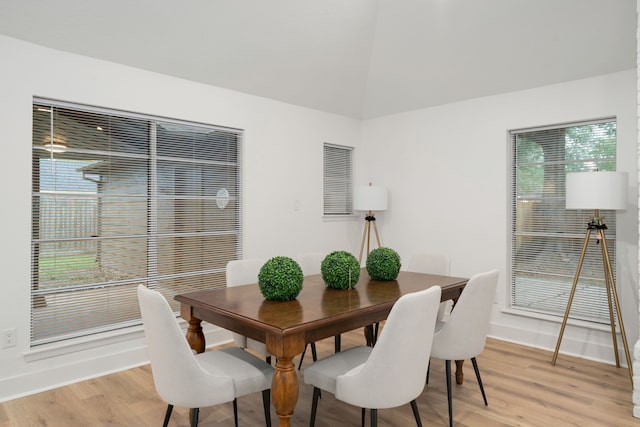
{"left": 501, "top": 307, "right": 614, "bottom": 333}
{"left": 322, "top": 214, "right": 359, "bottom": 222}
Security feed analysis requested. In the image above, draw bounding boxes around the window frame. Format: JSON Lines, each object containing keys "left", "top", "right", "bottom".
{"left": 509, "top": 118, "right": 619, "bottom": 325}
{"left": 31, "top": 98, "right": 243, "bottom": 346}
{"left": 323, "top": 143, "right": 354, "bottom": 217}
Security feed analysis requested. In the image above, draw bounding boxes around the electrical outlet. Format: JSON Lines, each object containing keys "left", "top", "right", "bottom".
{"left": 2, "top": 328, "right": 16, "bottom": 348}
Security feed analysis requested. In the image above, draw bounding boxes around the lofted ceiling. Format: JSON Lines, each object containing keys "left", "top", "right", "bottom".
{"left": 0, "top": 0, "right": 636, "bottom": 119}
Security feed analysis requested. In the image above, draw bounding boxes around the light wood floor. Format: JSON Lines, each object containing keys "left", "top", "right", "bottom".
{"left": 0, "top": 328, "right": 636, "bottom": 426}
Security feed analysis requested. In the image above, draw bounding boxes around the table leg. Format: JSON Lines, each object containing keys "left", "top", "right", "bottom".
{"left": 185, "top": 317, "right": 205, "bottom": 354}
{"left": 455, "top": 360, "right": 464, "bottom": 384}
{"left": 272, "top": 356, "right": 298, "bottom": 427}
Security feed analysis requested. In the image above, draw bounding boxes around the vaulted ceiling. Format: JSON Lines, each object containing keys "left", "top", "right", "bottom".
{"left": 0, "top": 0, "right": 636, "bottom": 118}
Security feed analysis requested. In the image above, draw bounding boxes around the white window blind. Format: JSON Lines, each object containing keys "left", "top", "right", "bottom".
{"left": 511, "top": 119, "right": 617, "bottom": 323}
{"left": 323, "top": 143, "right": 353, "bottom": 215}
{"left": 31, "top": 99, "right": 243, "bottom": 345}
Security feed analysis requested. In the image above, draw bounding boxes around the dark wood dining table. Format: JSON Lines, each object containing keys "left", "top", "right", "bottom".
{"left": 175, "top": 269, "right": 468, "bottom": 427}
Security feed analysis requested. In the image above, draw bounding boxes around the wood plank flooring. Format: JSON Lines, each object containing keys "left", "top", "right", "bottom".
{"left": 0, "top": 328, "right": 636, "bottom": 426}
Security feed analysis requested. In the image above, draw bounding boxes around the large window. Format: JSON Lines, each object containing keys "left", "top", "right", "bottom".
{"left": 31, "top": 99, "right": 242, "bottom": 345}
{"left": 511, "top": 119, "right": 618, "bottom": 324}
{"left": 323, "top": 143, "right": 353, "bottom": 216}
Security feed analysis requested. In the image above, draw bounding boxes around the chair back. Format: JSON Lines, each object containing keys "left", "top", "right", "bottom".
{"left": 431, "top": 269, "right": 499, "bottom": 360}
{"left": 226, "top": 258, "right": 265, "bottom": 287}
{"left": 296, "top": 252, "right": 326, "bottom": 276}
{"left": 406, "top": 253, "right": 450, "bottom": 275}
{"left": 137, "top": 285, "right": 234, "bottom": 407}
{"left": 226, "top": 259, "right": 266, "bottom": 349}
{"left": 336, "top": 286, "right": 442, "bottom": 409}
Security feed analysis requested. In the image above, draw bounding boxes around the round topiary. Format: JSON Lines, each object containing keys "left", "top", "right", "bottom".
{"left": 258, "top": 256, "right": 304, "bottom": 301}
{"left": 321, "top": 250, "right": 360, "bottom": 289}
{"left": 366, "top": 247, "right": 401, "bottom": 280}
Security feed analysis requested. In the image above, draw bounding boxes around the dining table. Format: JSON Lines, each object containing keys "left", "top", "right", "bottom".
{"left": 175, "top": 269, "right": 468, "bottom": 427}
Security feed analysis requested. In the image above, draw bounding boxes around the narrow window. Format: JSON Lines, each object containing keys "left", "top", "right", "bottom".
{"left": 323, "top": 143, "right": 353, "bottom": 216}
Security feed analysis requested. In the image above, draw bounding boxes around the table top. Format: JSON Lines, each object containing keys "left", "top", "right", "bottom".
{"left": 175, "top": 269, "right": 467, "bottom": 344}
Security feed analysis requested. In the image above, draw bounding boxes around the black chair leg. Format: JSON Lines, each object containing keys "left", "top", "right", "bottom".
{"left": 233, "top": 398, "right": 238, "bottom": 427}
{"left": 162, "top": 404, "right": 173, "bottom": 427}
{"left": 190, "top": 408, "right": 199, "bottom": 427}
{"left": 266, "top": 355, "right": 272, "bottom": 365}
{"left": 310, "top": 387, "right": 321, "bottom": 427}
{"left": 410, "top": 400, "right": 423, "bottom": 427}
{"left": 361, "top": 408, "right": 366, "bottom": 427}
{"left": 335, "top": 335, "right": 341, "bottom": 352}
{"left": 298, "top": 345, "right": 308, "bottom": 370}
{"left": 426, "top": 360, "right": 430, "bottom": 384}
{"left": 299, "top": 343, "right": 319, "bottom": 370}
{"left": 445, "top": 360, "right": 453, "bottom": 427}
{"left": 370, "top": 408, "right": 377, "bottom": 427}
{"left": 471, "top": 357, "right": 488, "bottom": 406}
{"left": 262, "top": 389, "right": 272, "bottom": 427}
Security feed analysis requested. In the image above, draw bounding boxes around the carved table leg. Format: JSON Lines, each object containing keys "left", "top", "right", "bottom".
{"left": 185, "top": 317, "right": 205, "bottom": 354}
{"left": 455, "top": 360, "right": 465, "bottom": 384}
{"left": 272, "top": 356, "right": 298, "bottom": 427}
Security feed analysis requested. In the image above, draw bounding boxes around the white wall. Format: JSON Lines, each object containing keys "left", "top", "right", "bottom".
{"left": 360, "top": 70, "right": 639, "bottom": 365}
{"left": 0, "top": 35, "right": 362, "bottom": 401}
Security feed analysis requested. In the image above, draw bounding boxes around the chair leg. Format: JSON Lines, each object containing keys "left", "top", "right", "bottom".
{"left": 370, "top": 408, "right": 377, "bottom": 427}
{"left": 426, "top": 360, "right": 430, "bottom": 385}
{"left": 410, "top": 399, "right": 423, "bottom": 427}
{"left": 445, "top": 360, "right": 453, "bottom": 427}
{"left": 471, "top": 357, "right": 488, "bottom": 406}
{"left": 190, "top": 408, "right": 199, "bottom": 427}
{"left": 266, "top": 355, "right": 272, "bottom": 365}
{"left": 298, "top": 344, "right": 308, "bottom": 370}
{"left": 311, "top": 342, "right": 318, "bottom": 361}
{"left": 233, "top": 398, "right": 238, "bottom": 427}
{"left": 162, "top": 404, "right": 173, "bottom": 427}
{"left": 262, "top": 389, "right": 272, "bottom": 427}
{"left": 310, "top": 387, "right": 321, "bottom": 427}
{"left": 361, "top": 408, "right": 366, "bottom": 427}
{"left": 335, "top": 335, "right": 341, "bottom": 353}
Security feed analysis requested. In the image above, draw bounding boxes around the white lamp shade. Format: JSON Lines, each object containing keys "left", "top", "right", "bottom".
{"left": 354, "top": 185, "right": 388, "bottom": 211}
{"left": 565, "top": 171, "right": 628, "bottom": 210}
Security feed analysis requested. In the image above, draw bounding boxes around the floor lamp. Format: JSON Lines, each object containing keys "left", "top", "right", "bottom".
{"left": 551, "top": 170, "right": 632, "bottom": 383}
{"left": 354, "top": 183, "right": 388, "bottom": 264}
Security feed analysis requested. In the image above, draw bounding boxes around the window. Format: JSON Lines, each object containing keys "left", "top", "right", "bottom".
{"left": 323, "top": 143, "right": 353, "bottom": 216}
{"left": 31, "top": 99, "right": 242, "bottom": 345}
{"left": 510, "top": 119, "right": 618, "bottom": 323}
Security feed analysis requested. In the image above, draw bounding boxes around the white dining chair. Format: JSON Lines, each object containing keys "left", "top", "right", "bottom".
{"left": 226, "top": 258, "right": 271, "bottom": 363}
{"left": 137, "top": 285, "right": 273, "bottom": 427}
{"left": 295, "top": 252, "right": 339, "bottom": 369}
{"left": 406, "top": 253, "right": 452, "bottom": 320}
{"left": 429, "top": 269, "right": 499, "bottom": 427}
{"left": 304, "top": 286, "right": 442, "bottom": 427}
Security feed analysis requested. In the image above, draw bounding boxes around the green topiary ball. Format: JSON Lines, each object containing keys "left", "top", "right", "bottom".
{"left": 321, "top": 250, "right": 360, "bottom": 289}
{"left": 258, "top": 256, "right": 304, "bottom": 301}
{"left": 366, "top": 247, "right": 401, "bottom": 280}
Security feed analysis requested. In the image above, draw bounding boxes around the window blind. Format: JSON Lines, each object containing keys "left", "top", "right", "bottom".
{"left": 31, "top": 99, "right": 243, "bottom": 345}
{"left": 510, "top": 119, "right": 617, "bottom": 323}
{"left": 323, "top": 143, "right": 353, "bottom": 215}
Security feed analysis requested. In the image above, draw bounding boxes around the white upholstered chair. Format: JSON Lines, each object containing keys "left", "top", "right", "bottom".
{"left": 136, "top": 285, "right": 273, "bottom": 427}
{"left": 295, "top": 252, "right": 335, "bottom": 369}
{"left": 406, "top": 253, "right": 452, "bottom": 320}
{"left": 429, "top": 269, "right": 499, "bottom": 427}
{"left": 304, "top": 286, "right": 442, "bottom": 427}
{"left": 226, "top": 258, "right": 271, "bottom": 363}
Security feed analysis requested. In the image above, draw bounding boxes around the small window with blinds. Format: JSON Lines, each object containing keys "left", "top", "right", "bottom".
{"left": 31, "top": 99, "right": 243, "bottom": 345}
{"left": 323, "top": 143, "right": 353, "bottom": 216}
{"left": 511, "top": 118, "right": 617, "bottom": 323}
